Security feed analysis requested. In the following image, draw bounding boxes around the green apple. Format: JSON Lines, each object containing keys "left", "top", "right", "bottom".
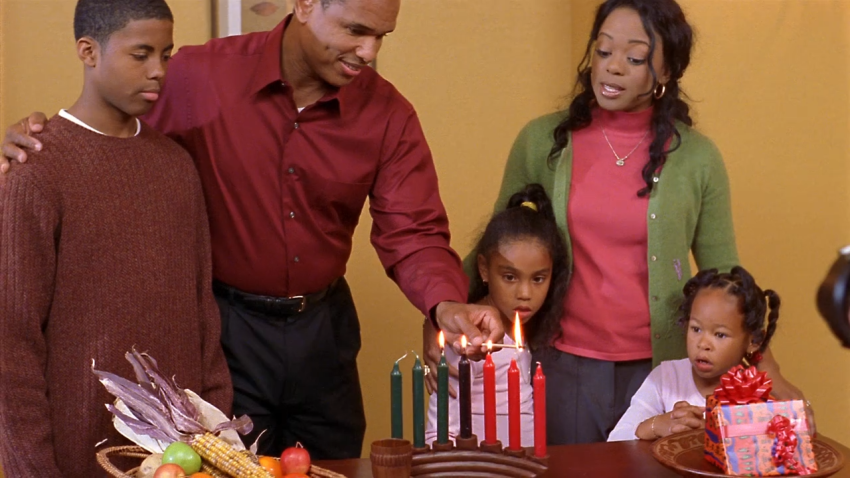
{"left": 161, "top": 441, "right": 201, "bottom": 475}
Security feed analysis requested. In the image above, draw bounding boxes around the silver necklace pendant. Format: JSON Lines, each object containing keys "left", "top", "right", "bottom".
{"left": 616, "top": 159, "right": 625, "bottom": 166}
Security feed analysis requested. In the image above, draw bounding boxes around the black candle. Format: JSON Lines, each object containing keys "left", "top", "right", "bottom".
{"left": 458, "top": 335, "right": 472, "bottom": 439}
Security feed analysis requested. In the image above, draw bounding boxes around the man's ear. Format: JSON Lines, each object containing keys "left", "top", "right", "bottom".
{"left": 76, "top": 37, "right": 98, "bottom": 67}
{"left": 294, "top": 0, "right": 317, "bottom": 23}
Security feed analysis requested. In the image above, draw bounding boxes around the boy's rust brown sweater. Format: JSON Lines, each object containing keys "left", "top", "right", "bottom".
{"left": 0, "top": 116, "right": 232, "bottom": 477}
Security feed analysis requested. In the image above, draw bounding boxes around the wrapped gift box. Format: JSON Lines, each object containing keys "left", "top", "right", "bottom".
{"left": 704, "top": 366, "right": 816, "bottom": 476}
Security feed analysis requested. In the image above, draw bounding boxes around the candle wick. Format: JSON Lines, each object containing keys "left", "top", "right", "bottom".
{"left": 395, "top": 351, "right": 409, "bottom": 364}
{"left": 411, "top": 349, "right": 420, "bottom": 361}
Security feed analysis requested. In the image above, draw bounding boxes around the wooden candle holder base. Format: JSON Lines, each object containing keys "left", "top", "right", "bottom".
{"left": 455, "top": 434, "right": 478, "bottom": 450}
{"left": 412, "top": 446, "right": 430, "bottom": 455}
{"left": 479, "top": 440, "right": 503, "bottom": 454}
{"left": 430, "top": 440, "right": 454, "bottom": 452}
{"left": 504, "top": 447, "right": 527, "bottom": 458}
{"left": 531, "top": 453, "right": 549, "bottom": 466}
{"left": 403, "top": 439, "right": 547, "bottom": 477}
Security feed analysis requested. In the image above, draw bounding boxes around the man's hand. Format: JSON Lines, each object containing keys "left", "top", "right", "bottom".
{"left": 422, "top": 318, "right": 457, "bottom": 397}
{"left": 1, "top": 112, "right": 47, "bottom": 173}
{"left": 434, "top": 301, "right": 503, "bottom": 360}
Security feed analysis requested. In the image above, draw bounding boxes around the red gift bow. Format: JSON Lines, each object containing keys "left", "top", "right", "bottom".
{"left": 713, "top": 365, "right": 772, "bottom": 405}
{"left": 767, "top": 415, "right": 813, "bottom": 475}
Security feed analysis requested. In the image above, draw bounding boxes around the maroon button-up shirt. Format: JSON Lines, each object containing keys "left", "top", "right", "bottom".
{"left": 143, "top": 18, "right": 467, "bottom": 315}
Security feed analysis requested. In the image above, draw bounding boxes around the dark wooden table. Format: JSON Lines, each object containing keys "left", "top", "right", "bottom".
{"left": 314, "top": 435, "right": 850, "bottom": 477}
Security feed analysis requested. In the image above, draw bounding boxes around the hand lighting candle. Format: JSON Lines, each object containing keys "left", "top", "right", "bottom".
{"left": 412, "top": 352, "right": 425, "bottom": 448}
{"left": 391, "top": 351, "right": 407, "bottom": 439}
{"left": 483, "top": 340, "right": 497, "bottom": 444}
{"left": 437, "top": 331, "right": 449, "bottom": 444}
{"left": 458, "top": 335, "right": 472, "bottom": 439}
{"left": 508, "top": 313, "right": 522, "bottom": 450}
{"left": 533, "top": 362, "right": 547, "bottom": 458}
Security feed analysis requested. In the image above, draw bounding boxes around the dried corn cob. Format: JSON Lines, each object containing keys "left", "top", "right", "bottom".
{"left": 191, "top": 433, "right": 273, "bottom": 478}
{"left": 200, "top": 462, "right": 229, "bottom": 478}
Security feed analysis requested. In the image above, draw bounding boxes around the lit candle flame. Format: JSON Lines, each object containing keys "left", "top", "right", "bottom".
{"left": 514, "top": 312, "right": 523, "bottom": 349}
{"left": 438, "top": 330, "right": 445, "bottom": 350}
{"left": 461, "top": 334, "right": 467, "bottom": 349}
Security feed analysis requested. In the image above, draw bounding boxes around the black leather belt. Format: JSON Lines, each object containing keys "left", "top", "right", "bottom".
{"left": 212, "top": 279, "right": 338, "bottom": 318}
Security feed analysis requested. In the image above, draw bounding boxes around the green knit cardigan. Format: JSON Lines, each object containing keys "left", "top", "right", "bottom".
{"left": 466, "top": 112, "right": 739, "bottom": 367}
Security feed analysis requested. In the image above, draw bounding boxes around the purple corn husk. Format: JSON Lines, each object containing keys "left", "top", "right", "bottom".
{"left": 106, "top": 403, "right": 182, "bottom": 443}
{"left": 213, "top": 414, "right": 254, "bottom": 435}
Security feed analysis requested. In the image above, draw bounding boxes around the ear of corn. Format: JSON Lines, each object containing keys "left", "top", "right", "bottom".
{"left": 191, "top": 433, "right": 273, "bottom": 478}
{"left": 200, "top": 463, "right": 230, "bottom": 478}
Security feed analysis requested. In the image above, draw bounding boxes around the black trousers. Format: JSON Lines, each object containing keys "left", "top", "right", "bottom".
{"left": 215, "top": 278, "right": 366, "bottom": 459}
{"left": 533, "top": 347, "right": 651, "bottom": 444}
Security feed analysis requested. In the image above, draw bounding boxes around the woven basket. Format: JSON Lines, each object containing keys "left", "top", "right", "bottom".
{"left": 96, "top": 445, "right": 348, "bottom": 478}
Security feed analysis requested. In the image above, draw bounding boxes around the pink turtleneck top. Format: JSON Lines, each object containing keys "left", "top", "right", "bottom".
{"left": 555, "top": 107, "right": 654, "bottom": 361}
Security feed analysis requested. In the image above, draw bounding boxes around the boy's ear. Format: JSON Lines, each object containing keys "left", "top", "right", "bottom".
{"left": 76, "top": 37, "right": 99, "bottom": 67}
{"left": 477, "top": 254, "right": 489, "bottom": 283}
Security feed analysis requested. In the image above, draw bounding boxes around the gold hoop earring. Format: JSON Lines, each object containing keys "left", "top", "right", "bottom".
{"left": 654, "top": 83, "right": 667, "bottom": 100}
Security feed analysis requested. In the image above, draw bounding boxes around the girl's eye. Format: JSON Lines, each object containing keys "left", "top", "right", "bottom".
{"left": 132, "top": 54, "right": 147, "bottom": 61}
{"left": 690, "top": 326, "right": 700, "bottom": 333}
{"left": 627, "top": 57, "right": 646, "bottom": 65}
{"left": 595, "top": 49, "right": 611, "bottom": 58}
{"left": 715, "top": 332, "right": 727, "bottom": 339}
{"left": 502, "top": 274, "right": 516, "bottom": 281}
{"left": 533, "top": 276, "right": 546, "bottom": 284}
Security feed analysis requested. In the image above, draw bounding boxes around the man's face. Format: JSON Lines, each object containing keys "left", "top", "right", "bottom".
{"left": 91, "top": 18, "right": 174, "bottom": 118}
{"left": 296, "top": 0, "right": 399, "bottom": 88}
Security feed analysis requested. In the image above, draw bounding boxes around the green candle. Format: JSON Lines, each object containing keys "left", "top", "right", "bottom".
{"left": 412, "top": 354, "right": 425, "bottom": 448}
{"left": 437, "top": 351, "right": 449, "bottom": 444}
{"left": 391, "top": 357, "right": 404, "bottom": 439}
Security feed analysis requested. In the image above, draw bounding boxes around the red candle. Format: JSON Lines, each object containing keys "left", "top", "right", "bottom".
{"left": 508, "top": 357, "right": 521, "bottom": 450}
{"left": 533, "top": 362, "right": 547, "bottom": 457}
{"left": 483, "top": 344, "right": 496, "bottom": 444}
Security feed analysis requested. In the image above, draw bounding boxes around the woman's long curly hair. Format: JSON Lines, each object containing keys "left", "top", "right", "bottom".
{"left": 677, "top": 266, "right": 781, "bottom": 352}
{"left": 469, "top": 184, "right": 569, "bottom": 351}
{"left": 548, "top": 0, "right": 694, "bottom": 197}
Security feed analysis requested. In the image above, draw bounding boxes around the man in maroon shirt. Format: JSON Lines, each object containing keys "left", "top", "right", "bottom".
{"left": 2, "top": 0, "right": 503, "bottom": 459}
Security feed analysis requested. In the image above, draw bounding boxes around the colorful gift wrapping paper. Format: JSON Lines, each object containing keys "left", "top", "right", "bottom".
{"left": 704, "top": 366, "right": 817, "bottom": 476}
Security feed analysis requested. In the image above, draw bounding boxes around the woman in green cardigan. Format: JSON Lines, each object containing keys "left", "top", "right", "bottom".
{"left": 425, "top": 0, "right": 802, "bottom": 445}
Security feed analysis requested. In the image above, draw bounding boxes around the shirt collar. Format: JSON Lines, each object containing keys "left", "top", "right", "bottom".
{"left": 249, "top": 15, "right": 344, "bottom": 113}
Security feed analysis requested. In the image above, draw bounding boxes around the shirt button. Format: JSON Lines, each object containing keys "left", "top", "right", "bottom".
{"left": 650, "top": 213, "right": 657, "bottom": 219}
{"left": 294, "top": 122, "right": 300, "bottom": 129}
{"left": 289, "top": 211, "right": 295, "bottom": 219}
{"left": 288, "top": 167, "right": 295, "bottom": 174}
{"left": 293, "top": 256, "right": 300, "bottom": 263}
{"left": 651, "top": 255, "right": 657, "bottom": 261}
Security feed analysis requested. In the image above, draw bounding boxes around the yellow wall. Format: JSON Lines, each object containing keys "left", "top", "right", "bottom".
{"left": 1, "top": 0, "right": 848, "bottom": 464}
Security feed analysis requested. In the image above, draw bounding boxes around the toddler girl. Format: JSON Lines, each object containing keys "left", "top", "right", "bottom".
{"left": 608, "top": 266, "right": 780, "bottom": 441}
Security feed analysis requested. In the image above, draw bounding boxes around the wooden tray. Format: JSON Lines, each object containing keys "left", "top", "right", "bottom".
{"left": 651, "top": 429, "right": 844, "bottom": 477}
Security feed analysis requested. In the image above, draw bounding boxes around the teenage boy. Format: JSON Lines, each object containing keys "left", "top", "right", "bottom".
{"left": 0, "top": 1, "right": 232, "bottom": 476}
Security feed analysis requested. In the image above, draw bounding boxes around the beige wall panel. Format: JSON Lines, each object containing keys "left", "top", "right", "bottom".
{"left": 0, "top": 0, "right": 210, "bottom": 130}
{"left": 680, "top": 0, "right": 850, "bottom": 444}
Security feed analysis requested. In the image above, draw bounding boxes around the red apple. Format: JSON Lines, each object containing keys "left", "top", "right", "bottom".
{"left": 280, "top": 442, "right": 311, "bottom": 474}
{"left": 153, "top": 463, "right": 187, "bottom": 478}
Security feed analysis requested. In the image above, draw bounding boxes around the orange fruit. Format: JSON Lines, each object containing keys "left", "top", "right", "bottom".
{"left": 258, "top": 455, "right": 284, "bottom": 478}
{"left": 283, "top": 474, "right": 310, "bottom": 478}
{"left": 189, "top": 474, "right": 214, "bottom": 478}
